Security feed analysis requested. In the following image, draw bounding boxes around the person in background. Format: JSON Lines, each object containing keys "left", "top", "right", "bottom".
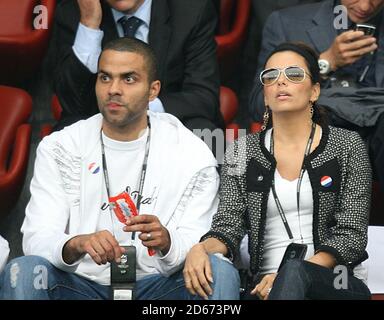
{"left": 48, "top": 0, "right": 223, "bottom": 133}
{"left": 250, "top": 0, "right": 384, "bottom": 193}
{"left": 236, "top": 0, "right": 322, "bottom": 126}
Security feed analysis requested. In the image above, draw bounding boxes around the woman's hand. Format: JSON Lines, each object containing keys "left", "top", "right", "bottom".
{"left": 183, "top": 243, "right": 213, "bottom": 300}
{"left": 251, "top": 273, "right": 277, "bottom": 300}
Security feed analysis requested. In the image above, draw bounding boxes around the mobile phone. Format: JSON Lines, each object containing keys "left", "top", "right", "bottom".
{"left": 110, "top": 245, "right": 136, "bottom": 283}
{"left": 355, "top": 23, "right": 376, "bottom": 36}
{"left": 277, "top": 243, "right": 307, "bottom": 272}
{"left": 110, "top": 245, "right": 137, "bottom": 300}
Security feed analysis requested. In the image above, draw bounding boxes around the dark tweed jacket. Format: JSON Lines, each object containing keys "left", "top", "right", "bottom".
{"left": 202, "top": 125, "right": 372, "bottom": 275}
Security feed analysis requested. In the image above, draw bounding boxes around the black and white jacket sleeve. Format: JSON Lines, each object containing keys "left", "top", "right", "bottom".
{"left": 200, "top": 139, "right": 248, "bottom": 261}
{"left": 315, "top": 131, "right": 371, "bottom": 266}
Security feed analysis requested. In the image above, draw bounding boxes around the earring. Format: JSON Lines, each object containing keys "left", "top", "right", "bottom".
{"left": 309, "top": 100, "right": 314, "bottom": 119}
{"left": 261, "top": 106, "right": 270, "bottom": 131}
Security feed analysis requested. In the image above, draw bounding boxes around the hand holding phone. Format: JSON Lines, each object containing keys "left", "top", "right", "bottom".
{"left": 354, "top": 23, "right": 377, "bottom": 59}
{"left": 320, "top": 28, "right": 378, "bottom": 71}
{"left": 354, "top": 23, "right": 376, "bottom": 36}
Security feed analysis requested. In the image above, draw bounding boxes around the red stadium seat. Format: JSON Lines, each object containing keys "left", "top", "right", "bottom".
{"left": 44, "top": 89, "right": 240, "bottom": 140}
{"left": 250, "top": 121, "right": 263, "bottom": 133}
{"left": 215, "top": 0, "right": 251, "bottom": 81}
{"left": 52, "top": 88, "right": 239, "bottom": 125}
{"left": 0, "top": 0, "right": 56, "bottom": 85}
{"left": 0, "top": 86, "right": 32, "bottom": 217}
{"left": 220, "top": 86, "right": 240, "bottom": 142}
{"left": 220, "top": 86, "right": 238, "bottom": 126}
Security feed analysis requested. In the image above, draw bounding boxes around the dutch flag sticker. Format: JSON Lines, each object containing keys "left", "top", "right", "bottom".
{"left": 88, "top": 162, "right": 100, "bottom": 174}
{"left": 320, "top": 176, "right": 332, "bottom": 188}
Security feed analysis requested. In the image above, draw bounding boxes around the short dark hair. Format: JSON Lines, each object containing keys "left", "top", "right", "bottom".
{"left": 100, "top": 37, "right": 158, "bottom": 83}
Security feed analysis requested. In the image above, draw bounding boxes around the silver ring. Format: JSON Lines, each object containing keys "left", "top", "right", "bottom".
{"left": 146, "top": 233, "right": 152, "bottom": 240}
{"left": 267, "top": 288, "right": 272, "bottom": 294}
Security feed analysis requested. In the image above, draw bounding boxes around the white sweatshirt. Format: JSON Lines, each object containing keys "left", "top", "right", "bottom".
{"left": 22, "top": 112, "right": 219, "bottom": 285}
{"left": 0, "top": 235, "right": 10, "bottom": 272}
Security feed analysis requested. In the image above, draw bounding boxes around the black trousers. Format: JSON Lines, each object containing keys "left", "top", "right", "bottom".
{"left": 240, "top": 260, "right": 371, "bottom": 300}
{"left": 269, "top": 260, "right": 371, "bottom": 300}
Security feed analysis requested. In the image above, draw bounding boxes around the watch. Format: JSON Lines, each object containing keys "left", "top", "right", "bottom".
{"left": 318, "top": 59, "right": 331, "bottom": 75}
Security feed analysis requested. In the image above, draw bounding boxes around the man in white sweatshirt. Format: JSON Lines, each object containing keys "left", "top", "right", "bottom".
{"left": 0, "top": 38, "right": 239, "bottom": 300}
{"left": 0, "top": 236, "right": 9, "bottom": 273}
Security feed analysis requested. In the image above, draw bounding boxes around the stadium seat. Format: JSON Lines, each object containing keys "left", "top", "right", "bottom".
{"left": 0, "top": 0, "right": 56, "bottom": 85}
{"left": 220, "top": 86, "right": 238, "bottom": 125}
{"left": 250, "top": 121, "right": 263, "bottom": 133}
{"left": 215, "top": 0, "right": 251, "bottom": 81}
{"left": 44, "top": 88, "right": 240, "bottom": 140}
{"left": 0, "top": 86, "right": 32, "bottom": 217}
{"left": 220, "top": 86, "right": 240, "bottom": 142}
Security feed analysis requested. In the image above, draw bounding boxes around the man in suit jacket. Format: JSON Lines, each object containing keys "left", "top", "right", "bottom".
{"left": 237, "top": 0, "right": 322, "bottom": 123}
{"left": 249, "top": 0, "right": 384, "bottom": 193}
{"left": 49, "top": 0, "right": 223, "bottom": 132}
{"left": 250, "top": 0, "right": 384, "bottom": 120}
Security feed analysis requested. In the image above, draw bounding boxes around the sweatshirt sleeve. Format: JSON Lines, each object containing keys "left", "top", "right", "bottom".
{"left": 21, "top": 134, "right": 82, "bottom": 273}
{"left": 0, "top": 236, "right": 10, "bottom": 272}
{"left": 151, "top": 166, "right": 219, "bottom": 276}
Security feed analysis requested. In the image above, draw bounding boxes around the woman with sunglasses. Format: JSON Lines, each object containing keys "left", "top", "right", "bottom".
{"left": 183, "top": 42, "right": 372, "bottom": 300}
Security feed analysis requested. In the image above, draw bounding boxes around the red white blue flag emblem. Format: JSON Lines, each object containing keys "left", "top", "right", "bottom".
{"left": 88, "top": 162, "right": 100, "bottom": 174}
{"left": 320, "top": 176, "right": 332, "bottom": 187}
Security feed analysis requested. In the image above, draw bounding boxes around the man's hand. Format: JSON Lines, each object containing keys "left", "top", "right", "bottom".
{"left": 124, "top": 215, "right": 171, "bottom": 255}
{"left": 251, "top": 273, "right": 277, "bottom": 300}
{"left": 77, "top": 0, "right": 103, "bottom": 29}
{"left": 63, "top": 230, "right": 125, "bottom": 265}
{"left": 321, "top": 30, "right": 377, "bottom": 71}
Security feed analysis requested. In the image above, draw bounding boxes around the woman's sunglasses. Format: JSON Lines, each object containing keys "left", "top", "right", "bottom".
{"left": 260, "top": 66, "right": 312, "bottom": 86}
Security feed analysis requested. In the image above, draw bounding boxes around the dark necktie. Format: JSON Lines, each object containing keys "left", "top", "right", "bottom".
{"left": 118, "top": 16, "right": 143, "bottom": 38}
